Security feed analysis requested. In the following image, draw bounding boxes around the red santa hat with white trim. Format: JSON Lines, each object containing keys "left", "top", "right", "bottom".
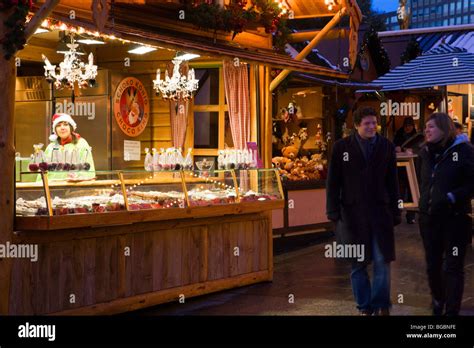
{"left": 49, "top": 113, "right": 77, "bottom": 142}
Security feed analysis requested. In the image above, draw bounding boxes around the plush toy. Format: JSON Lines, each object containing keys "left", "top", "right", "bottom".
{"left": 282, "top": 134, "right": 302, "bottom": 159}
{"left": 272, "top": 156, "right": 289, "bottom": 169}
{"left": 282, "top": 144, "right": 299, "bottom": 159}
{"left": 284, "top": 160, "right": 294, "bottom": 171}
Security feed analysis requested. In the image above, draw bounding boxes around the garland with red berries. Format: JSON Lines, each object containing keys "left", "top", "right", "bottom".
{"left": 0, "top": 0, "right": 32, "bottom": 60}
{"left": 182, "top": 0, "right": 290, "bottom": 53}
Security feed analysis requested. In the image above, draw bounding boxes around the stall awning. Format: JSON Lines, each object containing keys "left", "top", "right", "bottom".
{"left": 46, "top": 12, "right": 349, "bottom": 80}
{"left": 370, "top": 44, "right": 474, "bottom": 91}
{"left": 417, "top": 30, "right": 474, "bottom": 53}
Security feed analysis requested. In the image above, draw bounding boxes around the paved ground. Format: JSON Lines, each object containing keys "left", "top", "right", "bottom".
{"left": 130, "top": 215, "right": 474, "bottom": 316}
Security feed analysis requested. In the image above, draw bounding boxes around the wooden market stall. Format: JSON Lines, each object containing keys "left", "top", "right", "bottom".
{"left": 0, "top": 0, "right": 362, "bottom": 315}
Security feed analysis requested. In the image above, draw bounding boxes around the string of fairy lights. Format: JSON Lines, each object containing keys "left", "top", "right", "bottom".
{"left": 108, "top": 171, "right": 245, "bottom": 209}
{"left": 27, "top": 16, "right": 163, "bottom": 52}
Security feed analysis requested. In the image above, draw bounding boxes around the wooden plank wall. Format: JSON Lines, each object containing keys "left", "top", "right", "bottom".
{"left": 98, "top": 52, "right": 174, "bottom": 170}
{"left": 9, "top": 213, "right": 269, "bottom": 314}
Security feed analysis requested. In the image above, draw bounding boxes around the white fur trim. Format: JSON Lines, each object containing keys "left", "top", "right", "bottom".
{"left": 49, "top": 134, "right": 58, "bottom": 142}
{"left": 52, "top": 113, "right": 77, "bottom": 131}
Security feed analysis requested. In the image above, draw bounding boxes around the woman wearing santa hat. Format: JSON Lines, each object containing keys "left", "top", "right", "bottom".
{"left": 43, "top": 113, "right": 95, "bottom": 180}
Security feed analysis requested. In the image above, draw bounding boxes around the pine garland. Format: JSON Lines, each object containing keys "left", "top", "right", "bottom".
{"left": 181, "top": 0, "right": 290, "bottom": 53}
{"left": 0, "top": 0, "right": 32, "bottom": 60}
{"left": 401, "top": 38, "right": 422, "bottom": 64}
{"left": 360, "top": 26, "right": 391, "bottom": 76}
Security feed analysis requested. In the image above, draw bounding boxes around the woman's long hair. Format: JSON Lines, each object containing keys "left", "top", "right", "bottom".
{"left": 426, "top": 112, "right": 456, "bottom": 147}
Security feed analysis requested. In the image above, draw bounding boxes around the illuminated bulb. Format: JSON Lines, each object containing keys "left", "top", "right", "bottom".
{"left": 328, "top": 4, "right": 333, "bottom": 10}
{"left": 60, "top": 23, "right": 67, "bottom": 30}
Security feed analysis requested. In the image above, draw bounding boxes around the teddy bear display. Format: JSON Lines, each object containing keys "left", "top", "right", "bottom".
{"left": 272, "top": 153, "right": 327, "bottom": 181}
{"left": 272, "top": 125, "right": 329, "bottom": 181}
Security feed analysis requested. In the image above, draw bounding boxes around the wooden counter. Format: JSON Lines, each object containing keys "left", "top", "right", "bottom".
{"left": 9, "top": 200, "right": 283, "bottom": 315}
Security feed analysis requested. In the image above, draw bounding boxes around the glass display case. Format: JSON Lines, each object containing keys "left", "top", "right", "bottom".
{"left": 15, "top": 169, "right": 283, "bottom": 217}
{"left": 121, "top": 170, "right": 186, "bottom": 210}
{"left": 15, "top": 171, "right": 125, "bottom": 216}
{"left": 234, "top": 169, "right": 284, "bottom": 202}
{"left": 182, "top": 169, "right": 238, "bottom": 207}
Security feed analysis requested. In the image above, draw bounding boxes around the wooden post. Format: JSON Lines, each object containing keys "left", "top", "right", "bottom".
{"left": 0, "top": 10, "right": 16, "bottom": 314}
{"left": 0, "top": 1, "right": 59, "bottom": 314}
{"left": 269, "top": 7, "right": 347, "bottom": 92}
{"left": 264, "top": 66, "right": 272, "bottom": 169}
{"left": 288, "top": 28, "right": 348, "bottom": 43}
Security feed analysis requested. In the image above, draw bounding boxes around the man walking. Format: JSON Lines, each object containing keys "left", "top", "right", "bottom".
{"left": 326, "top": 107, "right": 401, "bottom": 315}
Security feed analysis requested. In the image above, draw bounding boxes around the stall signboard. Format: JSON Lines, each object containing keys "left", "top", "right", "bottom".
{"left": 113, "top": 77, "right": 150, "bottom": 137}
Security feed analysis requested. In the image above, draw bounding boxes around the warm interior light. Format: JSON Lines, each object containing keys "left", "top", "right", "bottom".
{"left": 176, "top": 53, "right": 200, "bottom": 61}
{"left": 34, "top": 28, "right": 49, "bottom": 34}
{"left": 77, "top": 38, "right": 105, "bottom": 45}
{"left": 128, "top": 46, "right": 157, "bottom": 54}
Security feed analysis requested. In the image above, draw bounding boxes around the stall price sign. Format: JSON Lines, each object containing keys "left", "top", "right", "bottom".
{"left": 124, "top": 140, "right": 141, "bottom": 161}
{"left": 114, "top": 77, "right": 150, "bottom": 137}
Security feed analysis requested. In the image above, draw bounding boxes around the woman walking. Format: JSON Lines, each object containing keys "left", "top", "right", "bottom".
{"left": 418, "top": 113, "right": 474, "bottom": 316}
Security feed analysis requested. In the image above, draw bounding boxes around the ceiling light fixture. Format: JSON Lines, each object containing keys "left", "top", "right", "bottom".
{"left": 128, "top": 45, "right": 157, "bottom": 55}
{"left": 77, "top": 36, "right": 105, "bottom": 45}
{"left": 153, "top": 55, "right": 199, "bottom": 101}
{"left": 42, "top": 33, "right": 98, "bottom": 90}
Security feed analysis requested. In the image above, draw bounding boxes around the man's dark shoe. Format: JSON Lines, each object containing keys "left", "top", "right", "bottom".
{"left": 359, "top": 309, "right": 372, "bottom": 316}
{"left": 374, "top": 308, "right": 390, "bottom": 316}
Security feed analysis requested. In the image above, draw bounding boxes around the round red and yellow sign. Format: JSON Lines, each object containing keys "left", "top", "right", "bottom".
{"left": 113, "top": 77, "right": 150, "bottom": 137}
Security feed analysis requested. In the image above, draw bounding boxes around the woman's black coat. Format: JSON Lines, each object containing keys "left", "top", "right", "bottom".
{"left": 417, "top": 138, "right": 474, "bottom": 224}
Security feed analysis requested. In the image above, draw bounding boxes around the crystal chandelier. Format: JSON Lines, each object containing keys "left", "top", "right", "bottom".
{"left": 42, "top": 33, "right": 98, "bottom": 90}
{"left": 153, "top": 58, "right": 199, "bottom": 101}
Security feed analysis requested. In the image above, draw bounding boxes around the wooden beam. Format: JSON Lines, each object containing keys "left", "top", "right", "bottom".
{"left": 0, "top": 7, "right": 16, "bottom": 313}
{"left": 269, "top": 7, "right": 347, "bottom": 92}
{"left": 24, "top": 0, "right": 61, "bottom": 42}
{"left": 290, "top": 13, "right": 337, "bottom": 19}
{"left": 288, "top": 29, "right": 348, "bottom": 43}
{"left": 264, "top": 66, "right": 272, "bottom": 169}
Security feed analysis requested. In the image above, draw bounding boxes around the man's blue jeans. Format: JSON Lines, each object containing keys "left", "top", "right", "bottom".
{"left": 350, "top": 233, "right": 391, "bottom": 312}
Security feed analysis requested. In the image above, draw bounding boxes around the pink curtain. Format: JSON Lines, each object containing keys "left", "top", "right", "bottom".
{"left": 223, "top": 59, "right": 250, "bottom": 150}
{"left": 168, "top": 61, "right": 189, "bottom": 149}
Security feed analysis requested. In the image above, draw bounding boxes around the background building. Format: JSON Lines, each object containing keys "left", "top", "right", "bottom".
{"left": 380, "top": 0, "right": 474, "bottom": 31}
